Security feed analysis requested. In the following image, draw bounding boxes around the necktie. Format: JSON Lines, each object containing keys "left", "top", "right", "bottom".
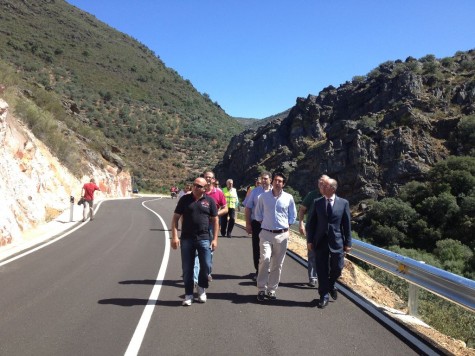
{"left": 326, "top": 198, "right": 333, "bottom": 217}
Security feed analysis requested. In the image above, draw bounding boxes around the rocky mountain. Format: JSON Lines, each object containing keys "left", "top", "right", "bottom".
{"left": 215, "top": 50, "right": 475, "bottom": 204}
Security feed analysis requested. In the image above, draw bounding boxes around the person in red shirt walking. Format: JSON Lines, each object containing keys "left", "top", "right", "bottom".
{"left": 81, "top": 178, "right": 100, "bottom": 222}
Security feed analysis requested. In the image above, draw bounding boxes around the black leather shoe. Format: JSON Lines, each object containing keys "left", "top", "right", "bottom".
{"left": 330, "top": 287, "right": 338, "bottom": 300}
{"left": 317, "top": 297, "right": 329, "bottom": 309}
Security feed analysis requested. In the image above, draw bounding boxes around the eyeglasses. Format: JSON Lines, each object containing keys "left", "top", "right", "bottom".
{"left": 193, "top": 183, "right": 205, "bottom": 189}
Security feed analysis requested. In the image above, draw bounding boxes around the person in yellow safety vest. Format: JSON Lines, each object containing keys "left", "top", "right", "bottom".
{"left": 221, "top": 179, "right": 239, "bottom": 238}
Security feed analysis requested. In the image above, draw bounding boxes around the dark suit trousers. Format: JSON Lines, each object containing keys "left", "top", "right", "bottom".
{"left": 314, "top": 243, "right": 345, "bottom": 297}
{"left": 251, "top": 220, "right": 262, "bottom": 272}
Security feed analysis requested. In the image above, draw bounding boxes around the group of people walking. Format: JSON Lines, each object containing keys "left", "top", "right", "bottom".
{"left": 171, "top": 170, "right": 352, "bottom": 308}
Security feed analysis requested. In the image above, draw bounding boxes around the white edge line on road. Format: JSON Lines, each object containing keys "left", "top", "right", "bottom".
{"left": 124, "top": 198, "right": 170, "bottom": 356}
{"left": 0, "top": 200, "right": 106, "bottom": 267}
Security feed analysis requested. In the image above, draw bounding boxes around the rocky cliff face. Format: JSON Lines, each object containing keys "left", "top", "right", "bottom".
{"left": 0, "top": 97, "right": 132, "bottom": 248}
{"left": 215, "top": 50, "right": 475, "bottom": 204}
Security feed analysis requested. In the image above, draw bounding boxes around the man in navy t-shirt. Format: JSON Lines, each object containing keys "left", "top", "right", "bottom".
{"left": 171, "top": 177, "right": 218, "bottom": 306}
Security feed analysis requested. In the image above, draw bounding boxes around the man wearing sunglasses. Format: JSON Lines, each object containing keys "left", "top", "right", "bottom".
{"left": 171, "top": 177, "right": 219, "bottom": 306}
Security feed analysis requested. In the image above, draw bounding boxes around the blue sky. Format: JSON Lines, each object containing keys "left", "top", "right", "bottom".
{"left": 66, "top": 0, "right": 475, "bottom": 119}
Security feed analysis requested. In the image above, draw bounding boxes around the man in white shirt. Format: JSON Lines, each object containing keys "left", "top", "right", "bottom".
{"left": 254, "top": 172, "right": 297, "bottom": 302}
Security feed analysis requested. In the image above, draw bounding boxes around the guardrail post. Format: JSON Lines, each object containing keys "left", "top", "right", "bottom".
{"left": 408, "top": 283, "right": 420, "bottom": 316}
{"left": 69, "top": 196, "right": 75, "bottom": 222}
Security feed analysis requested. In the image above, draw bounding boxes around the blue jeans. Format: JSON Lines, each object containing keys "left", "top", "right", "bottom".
{"left": 181, "top": 238, "right": 212, "bottom": 296}
{"left": 193, "top": 226, "right": 215, "bottom": 283}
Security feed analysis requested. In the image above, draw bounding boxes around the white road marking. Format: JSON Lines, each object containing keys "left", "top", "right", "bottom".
{"left": 124, "top": 198, "right": 170, "bottom": 356}
{"left": 0, "top": 200, "right": 105, "bottom": 267}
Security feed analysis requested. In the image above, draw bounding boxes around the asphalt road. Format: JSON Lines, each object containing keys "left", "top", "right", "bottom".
{"left": 0, "top": 197, "right": 419, "bottom": 355}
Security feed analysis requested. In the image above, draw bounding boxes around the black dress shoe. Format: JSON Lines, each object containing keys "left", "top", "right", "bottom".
{"left": 330, "top": 287, "right": 338, "bottom": 300}
{"left": 317, "top": 297, "right": 329, "bottom": 309}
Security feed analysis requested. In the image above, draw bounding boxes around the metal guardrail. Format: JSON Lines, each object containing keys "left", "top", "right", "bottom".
{"left": 236, "top": 211, "right": 475, "bottom": 315}
{"left": 348, "top": 239, "right": 475, "bottom": 314}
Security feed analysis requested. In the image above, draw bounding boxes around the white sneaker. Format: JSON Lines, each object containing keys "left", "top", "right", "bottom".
{"left": 182, "top": 295, "right": 193, "bottom": 306}
{"left": 196, "top": 286, "right": 207, "bottom": 303}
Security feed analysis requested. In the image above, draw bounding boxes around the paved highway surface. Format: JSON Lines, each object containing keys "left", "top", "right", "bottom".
{"left": 0, "top": 197, "right": 420, "bottom": 355}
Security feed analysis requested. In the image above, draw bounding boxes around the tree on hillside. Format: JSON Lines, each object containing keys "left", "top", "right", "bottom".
{"left": 433, "top": 239, "right": 473, "bottom": 276}
{"left": 399, "top": 181, "right": 432, "bottom": 208}
{"left": 417, "top": 192, "right": 459, "bottom": 230}
{"left": 451, "top": 115, "right": 475, "bottom": 155}
{"left": 428, "top": 156, "right": 475, "bottom": 196}
{"left": 363, "top": 198, "right": 418, "bottom": 247}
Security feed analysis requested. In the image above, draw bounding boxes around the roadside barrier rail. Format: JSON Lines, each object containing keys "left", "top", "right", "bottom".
{"left": 236, "top": 211, "right": 475, "bottom": 315}
{"left": 348, "top": 239, "right": 475, "bottom": 314}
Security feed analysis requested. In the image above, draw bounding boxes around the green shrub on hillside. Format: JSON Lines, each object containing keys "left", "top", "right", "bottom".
{"left": 360, "top": 156, "right": 475, "bottom": 276}
{"left": 453, "top": 115, "right": 475, "bottom": 155}
{"left": 433, "top": 239, "right": 473, "bottom": 275}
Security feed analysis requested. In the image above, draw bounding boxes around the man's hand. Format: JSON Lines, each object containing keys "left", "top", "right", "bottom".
{"left": 307, "top": 243, "right": 313, "bottom": 251}
{"left": 211, "top": 239, "right": 218, "bottom": 251}
{"left": 245, "top": 224, "right": 252, "bottom": 235}
{"left": 298, "top": 205, "right": 307, "bottom": 235}
{"left": 344, "top": 246, "right": 352, "bottom": 253}
{"left": 171, "top": 238, "right": 180, "bottom": 250}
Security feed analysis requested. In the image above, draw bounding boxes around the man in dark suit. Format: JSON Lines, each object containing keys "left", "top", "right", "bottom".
{"left": 306, "top": 177, "right": 352, "bottom": 308}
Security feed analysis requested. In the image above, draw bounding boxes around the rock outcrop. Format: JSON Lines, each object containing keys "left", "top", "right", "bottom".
{"left": 215, "top": 50, "right": 475, "bottom": 204}
{"left": 0, "top": 96, "right": 132, "bottom": 248}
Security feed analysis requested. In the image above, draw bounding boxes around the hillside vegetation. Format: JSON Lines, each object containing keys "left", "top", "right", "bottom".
{"left": 0, "top": 0, "right": 243, "bottom": 191}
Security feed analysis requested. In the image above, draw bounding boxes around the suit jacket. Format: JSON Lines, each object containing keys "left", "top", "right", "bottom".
{"left": 305, "top": 195, "right": 352, "bottom": 252}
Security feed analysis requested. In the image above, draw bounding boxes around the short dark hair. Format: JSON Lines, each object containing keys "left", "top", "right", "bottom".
{"left": 260, "top": 171, "right": 271, "bottom": 179}
{"left": 272, "top": 171, "right": 287, "bottom": 184}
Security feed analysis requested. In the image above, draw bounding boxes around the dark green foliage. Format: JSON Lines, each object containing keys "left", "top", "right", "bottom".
{"left": 365, "top": 198, "right": 418, "bottom": 246}
{"left": 399, "top": 181, "right": 432, "bottom": 207}
{"left": 433, "top": 239, "right": 473, "bottom": 275}
{"left": 417, "top": 192, "right": 459, "bottom": 230}
{"left": 359, "top": 156, "right": 475, "bottom": 277}
{"left": 452, "top": 115, "right": 475, "bottom": 155}
{"left": 369, "top": 224, "right": 407, "bottom": 246}
{"left": 428, "top": 156, "right": 475, "bottom": 196}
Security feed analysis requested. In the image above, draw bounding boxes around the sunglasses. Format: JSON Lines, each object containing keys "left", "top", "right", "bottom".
{"left": 193, "top": 183, "right": 205, "bottom": 189}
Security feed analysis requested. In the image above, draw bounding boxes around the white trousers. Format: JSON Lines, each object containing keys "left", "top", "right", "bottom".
{"left": 257, "top": 229, "right": 289, "bottom": 293}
